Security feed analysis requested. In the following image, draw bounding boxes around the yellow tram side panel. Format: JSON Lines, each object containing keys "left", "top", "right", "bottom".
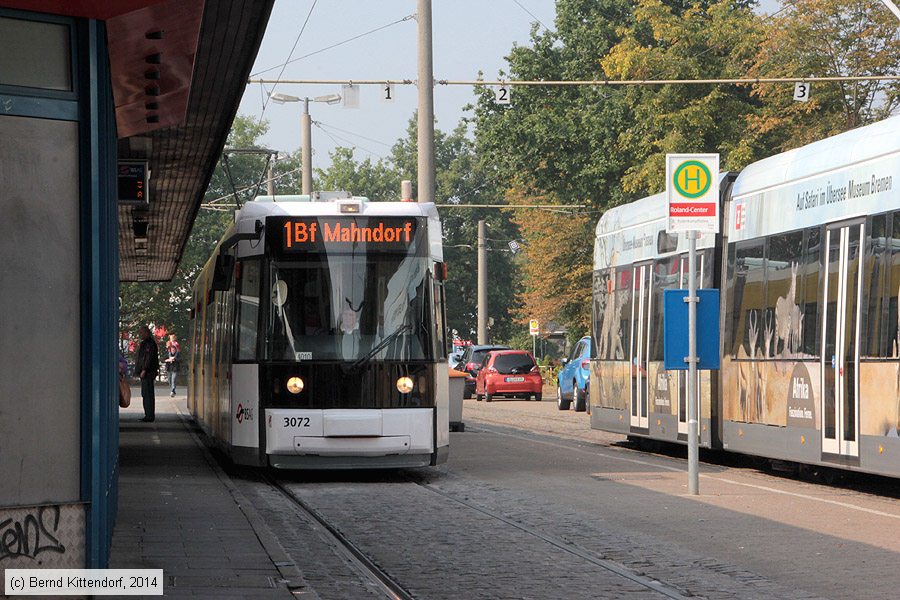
{"left": 589, "top": 360, "right": 714, "bottom": 446}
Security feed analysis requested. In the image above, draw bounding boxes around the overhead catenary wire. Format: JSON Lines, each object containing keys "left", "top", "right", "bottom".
{"left": 250, "top": 14, "right": 416, "bottom": 78}
{"left": 510, "top": 0, "right": 549, "bottom": 31}
{"left": 249, "top": 74, "right": 900, "bottom": 87}
{"left": 258, "top": 0, "right": 318, "bottom": 124}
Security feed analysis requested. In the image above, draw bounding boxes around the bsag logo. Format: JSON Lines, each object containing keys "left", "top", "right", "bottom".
{"left": 734, "top": 203, "right": 746, "bottom": 231}
{"left": 235, "top": 404, "right": 254, "bottom": 423}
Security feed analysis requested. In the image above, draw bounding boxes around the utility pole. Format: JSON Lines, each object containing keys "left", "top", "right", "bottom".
{"left": 301, "top": 98, "right": 312, "bottom": 195}
{"left": 267, "top": 154, "right": 276, "bottom": 196}
{"left": 416, "top": 0, "right": 435, "bottom": 204}
{"left": 477, "top": 220, "right": 487, "bottom": 344}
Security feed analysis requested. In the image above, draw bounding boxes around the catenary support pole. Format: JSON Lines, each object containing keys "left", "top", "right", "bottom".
{"left": 301, "top": 98, "right": 312, "bottom": 195}
{"left": 477, "top": 220, "right": 488, "bottom": 344}
{"left": 267, "top": 162, "right": 275, "bottom": 196}
{"left": 687, "top": 230, "right": 700, "bottom": 495}
{"left": 416, "top": 0, "right": 435, "bottom": 204}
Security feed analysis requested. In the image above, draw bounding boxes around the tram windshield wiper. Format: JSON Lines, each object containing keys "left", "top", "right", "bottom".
{"left": 351, "top": 324, "right": 412, "bottom": 369}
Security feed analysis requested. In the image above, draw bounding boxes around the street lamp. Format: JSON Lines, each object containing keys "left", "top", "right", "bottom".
{"left": 268, "top": 92, "right": 342, "bottom": 194}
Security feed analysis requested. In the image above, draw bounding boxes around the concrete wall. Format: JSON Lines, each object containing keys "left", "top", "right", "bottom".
{"left": 0, "top": 114, "right": 81, "bottom": 506}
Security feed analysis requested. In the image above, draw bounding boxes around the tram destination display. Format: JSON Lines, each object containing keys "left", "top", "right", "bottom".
{"left": 269, "top": 216, "right": 424, "bottom": 255}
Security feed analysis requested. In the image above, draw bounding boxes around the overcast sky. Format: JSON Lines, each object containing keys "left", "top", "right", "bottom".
{"left": 237, "top": 0, "right": 557, "bottom": 171}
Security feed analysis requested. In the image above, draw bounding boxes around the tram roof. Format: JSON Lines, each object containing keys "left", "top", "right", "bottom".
{"left": 237, "top": 196, "right": 441, "bottom": 221}
{"left": 732, "top": 114, "right": 900, "bottom": 200}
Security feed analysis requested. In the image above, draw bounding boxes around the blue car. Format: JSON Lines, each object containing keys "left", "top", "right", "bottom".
{"left": 557, "top": 336, "right": 591, "bottom": 412}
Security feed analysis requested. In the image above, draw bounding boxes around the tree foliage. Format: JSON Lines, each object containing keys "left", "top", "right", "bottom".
{"left": 600, "top": 0, "right": 765, "bottom": 191}
{"left": 741, "top": 0, "right": 900, "bottom": 154}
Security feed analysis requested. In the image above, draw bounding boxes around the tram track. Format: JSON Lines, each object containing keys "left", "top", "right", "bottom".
{"left": 408, "top": 477, "right": 694, "bottom": 600}
{"left": 265, "top": 474, "right": 416, "bottom": 600}
{"left": 271, "top": 468, "right": 693, "bottom": 600}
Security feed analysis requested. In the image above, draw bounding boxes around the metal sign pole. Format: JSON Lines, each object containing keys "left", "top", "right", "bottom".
{"left": 686, "top": 230, "right": 700, "bottom": 495}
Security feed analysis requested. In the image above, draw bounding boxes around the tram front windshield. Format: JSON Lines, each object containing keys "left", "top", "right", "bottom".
{"left": 266, "top": 254, "right": 433, "bottom": 362}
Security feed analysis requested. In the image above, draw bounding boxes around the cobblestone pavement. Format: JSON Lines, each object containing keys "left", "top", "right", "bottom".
{"left": 230, "top": 399, "right": 900, "bottom": 600}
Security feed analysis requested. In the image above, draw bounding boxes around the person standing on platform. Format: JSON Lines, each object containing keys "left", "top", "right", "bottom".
{"left": 136, "top": 325, "right": 160, "bottom": 422}
{"left": 165, "top": 333, "right": 181, "bottom": 397}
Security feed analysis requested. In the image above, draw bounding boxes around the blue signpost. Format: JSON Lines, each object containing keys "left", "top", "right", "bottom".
{"left": 663, "top": 289, "right": 721, "bottom": 371}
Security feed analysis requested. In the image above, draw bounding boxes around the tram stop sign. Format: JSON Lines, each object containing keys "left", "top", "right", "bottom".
{"left": 666, "top": 154, "right": 719, "bottom": 234}
{"left": 529, "top": 319, "right": 539, "bottom": 336}
{"left": 663, "top": 289, "right": 720, "bottom": 371}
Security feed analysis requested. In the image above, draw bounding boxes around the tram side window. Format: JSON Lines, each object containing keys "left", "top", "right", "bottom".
{"left": 616, "top": 267, "right": 633, "bottom": 361}
{"left": 649, "top": 256, "right": 679, "bottom": 361}
{"left": 432, "top": 278, "right": 447, "bottom": 359}
{"left": 863, "top": 214, "right": 889, "bottom": 357}
{"left": 765, "top": 231, "right": 804, "bottom": 359}
{"left": 889, "top": 212, "right": 900, "bottom": 357}
{"left": 799, "top": 227, "right": 820, "bottom": 356}
{"left": 236, "top": 260, "right": 261, "bottom": 360}
{"left": 731, "top": 241, "right": 765, "bottom": 358}
{"left": 592, "top": 270, "right": 607, "bottom": 359}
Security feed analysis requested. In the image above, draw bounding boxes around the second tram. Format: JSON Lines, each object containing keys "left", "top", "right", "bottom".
{"left": 591, "top": 115, "right": 900, "bottom": 478}
{"left": 189, "top": 192, "right": 450, "bottom": 469}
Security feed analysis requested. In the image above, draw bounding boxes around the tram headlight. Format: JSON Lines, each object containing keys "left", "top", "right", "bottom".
{"left": 286, "top": 376, "right": 304, "bottom": 394}
{"left": 396, "top": 376, "right": 414, "bottom": 394}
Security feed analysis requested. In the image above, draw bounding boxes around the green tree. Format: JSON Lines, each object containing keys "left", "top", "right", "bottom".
{"left": 600, "top": 0, "right": 765, "bottom": 191}
{"left": 741, "top": 0, "right": 900, "bottom": 155}
{"left": 314, "top": 147, "right": 400, "bottom": 201}
{"left": 471, "top": 0, "right": 636, "bottom": 338}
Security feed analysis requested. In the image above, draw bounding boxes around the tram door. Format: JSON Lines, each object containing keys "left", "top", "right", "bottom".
{"left": 630, "top": 264, "right": 651, "bottom": 429}
{"left": 821, "top": 222, "right": 862, "bottom": 457}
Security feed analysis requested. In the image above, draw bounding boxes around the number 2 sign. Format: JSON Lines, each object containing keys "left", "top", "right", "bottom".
{"left": 495, "top": 85, "right": 511, "bottom": 105}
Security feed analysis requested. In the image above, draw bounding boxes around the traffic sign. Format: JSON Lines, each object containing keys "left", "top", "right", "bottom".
{"left": 666, "top": 154, "right": 720, "bottom": 233}
{"left": 663, "top": 289, "right": 720, "bottom": 370}
{"left": 529, "top": 319, "right": 539, "bottom": 336}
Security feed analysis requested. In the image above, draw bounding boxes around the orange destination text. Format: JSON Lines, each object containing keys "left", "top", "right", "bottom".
{"left": 283, "top": 220, "right": 414, "bottom": 248}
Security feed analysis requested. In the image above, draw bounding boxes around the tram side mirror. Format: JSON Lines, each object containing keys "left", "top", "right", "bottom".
{"left": 271, "top": 280, "right": 289, "bottom": 308}
{"left": 211, "top": 254, "right": 235, "bottom": 291}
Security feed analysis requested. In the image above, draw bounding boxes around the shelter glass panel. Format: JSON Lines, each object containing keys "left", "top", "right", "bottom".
{"left": 0, "top": 17, "right": 71, "bottom": 91}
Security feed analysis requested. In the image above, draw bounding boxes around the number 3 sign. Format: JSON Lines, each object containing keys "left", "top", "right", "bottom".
{"left": 494, "top": 85, "right": 511, "bottom": 105}
{"left": 793, "top": 81, "right": 811, "bottom": 103}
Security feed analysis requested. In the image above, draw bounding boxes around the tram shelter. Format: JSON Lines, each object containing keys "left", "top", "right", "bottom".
{"left": 0, "top": 0, "right": 274, "bottom": 572}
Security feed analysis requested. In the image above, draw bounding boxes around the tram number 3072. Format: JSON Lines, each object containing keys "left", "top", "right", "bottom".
{"left": 284, "top": 417, "right": 311, "bottom": 427}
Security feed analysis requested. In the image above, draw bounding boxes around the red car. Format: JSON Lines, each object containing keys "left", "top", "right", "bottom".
{"left": 475, "top": 350, "right": 543, "bottom": 402}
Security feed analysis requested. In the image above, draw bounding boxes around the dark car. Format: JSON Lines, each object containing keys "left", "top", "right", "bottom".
{"left": 457, "top": 344, "right": 511, "bottom": 398}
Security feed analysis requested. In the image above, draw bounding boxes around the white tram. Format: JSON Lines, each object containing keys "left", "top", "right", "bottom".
{"left": 591, "top": 115, "right": 900, "bottom": 478}
{"left": 189, "top": 192, "right": 450, "bottom": 469}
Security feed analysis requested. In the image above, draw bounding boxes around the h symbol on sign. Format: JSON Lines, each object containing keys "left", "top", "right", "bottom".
{"left": 683, "top": 167, "right": 701, "bottom": 191}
